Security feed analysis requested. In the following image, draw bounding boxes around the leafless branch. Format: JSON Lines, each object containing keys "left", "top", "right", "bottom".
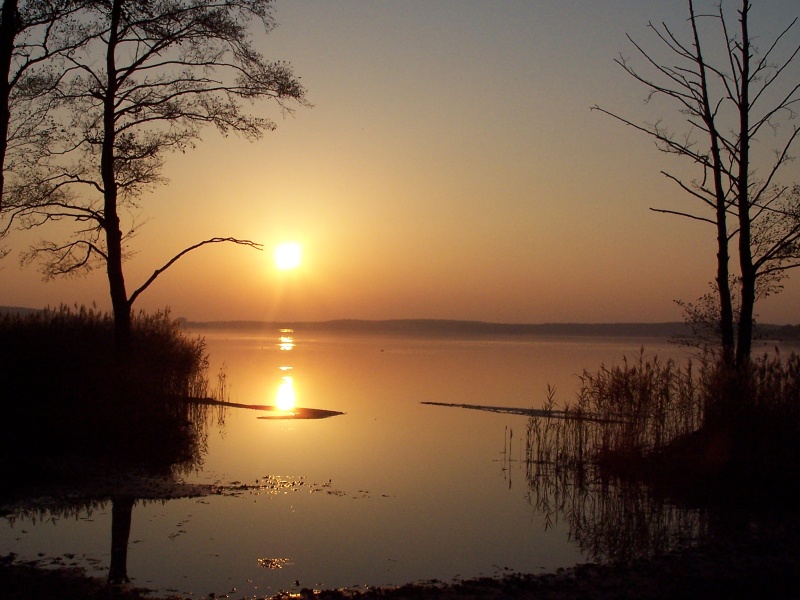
{"left": 649, "top": 207, "right": 716, "bottom": 225}
{"left": 128, "top": 237, "right": 263, "bottom": 306}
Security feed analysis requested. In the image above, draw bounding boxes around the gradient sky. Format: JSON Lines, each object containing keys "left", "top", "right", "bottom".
{"left": 3, "top": 0, "right": 800, "bottom": 324}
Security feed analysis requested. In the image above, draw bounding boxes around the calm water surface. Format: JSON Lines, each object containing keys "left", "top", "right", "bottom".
{"left": 2, "top": 330, "right": 695, "bottom": 597}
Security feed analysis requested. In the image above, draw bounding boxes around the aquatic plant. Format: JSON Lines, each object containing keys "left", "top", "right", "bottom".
{"left": 526, "top": 350, "right": 704, "bottom": 470}
{"left": 523, "top": 347, "right": 800, "bottom": 562}
{"left": 526, "top": 348, "right": 800, "bottom": 499}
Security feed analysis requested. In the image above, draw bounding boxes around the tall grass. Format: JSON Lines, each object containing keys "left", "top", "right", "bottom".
{"left": 0, "top": 306, "right": 225, "bottom": 484}
{"left": 526, "top": 350, "right": 707, "bottom": 472}
{"left": 523, "top": 348, "right": 800, "bottom": 560}
{"left": 527, "top": 347, "right": 800, "bottom": 494}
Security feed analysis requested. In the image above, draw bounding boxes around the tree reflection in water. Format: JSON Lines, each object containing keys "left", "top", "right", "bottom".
{"left": 104, "top": 398, "right": 225, "bottom": 586}
{"left": 3, "top": 398, "right": 226, "bottom": 587}
{"left": 108, "top": 497, "right": 135, "bottom": 585}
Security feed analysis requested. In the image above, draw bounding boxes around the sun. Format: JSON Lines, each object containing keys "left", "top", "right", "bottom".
{"left": 274, "top": 242, "right": 302, "bottom": 270}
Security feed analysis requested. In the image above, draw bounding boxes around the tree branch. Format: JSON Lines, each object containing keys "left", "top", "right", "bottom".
{"left": 649, "top": 207, "right": 716, "bottom": 225}
{"left": 128, "top": 237, "right": 263, "bottom": 306}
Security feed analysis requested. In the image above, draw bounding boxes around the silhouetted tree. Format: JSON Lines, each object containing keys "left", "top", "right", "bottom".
{"left": 593, "top": 0, "right": 800, "bottom": 368}
{"left": 13, "top": 0, "right": 306, "bottom": 347}
{"left": 0, "top": 0, "right": 95, "bottom": 238}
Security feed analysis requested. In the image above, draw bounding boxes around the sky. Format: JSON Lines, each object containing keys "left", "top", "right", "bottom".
{"left": 3, "top": 0, "right": 800, "bottom": 324}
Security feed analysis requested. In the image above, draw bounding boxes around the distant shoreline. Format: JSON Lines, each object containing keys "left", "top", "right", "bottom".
{"left": 182, "top": 318, "right": 692, "bottom": 338}
{"left": 181, "top": 318, "right": 800, "bottom": 342}
{"left": 4, "top": 306, "right": 799, "bottom": 341}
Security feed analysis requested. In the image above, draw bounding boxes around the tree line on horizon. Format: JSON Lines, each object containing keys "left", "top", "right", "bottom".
{"left": 187, "top": 316, "right": 800, "bottom": 340}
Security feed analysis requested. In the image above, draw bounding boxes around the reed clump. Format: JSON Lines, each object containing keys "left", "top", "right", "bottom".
{"left": 524, "top": 349, "right": 800, "bottom": 562}
{"left": 527, "top": 348, "right": 800, "bottom": 502}
{"left": 0, "top": 306, "right": 223, "bottom": 484}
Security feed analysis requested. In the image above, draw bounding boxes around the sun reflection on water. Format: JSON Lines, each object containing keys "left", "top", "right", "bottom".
{"left": 274, "top": 330, "right": 298, "bottom": 411}
{"left": 279, "top": 328, "right": 295, "bottom": 351}
{"left": 276, "top": 376, "right": 296, "bottom": 411}
{"left": 257, "top": 557, "right": 292, "bottom": 570}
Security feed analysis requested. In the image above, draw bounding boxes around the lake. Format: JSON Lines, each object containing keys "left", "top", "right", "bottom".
{"left": 1, "top": 328, "right": 703, "bottom": 597}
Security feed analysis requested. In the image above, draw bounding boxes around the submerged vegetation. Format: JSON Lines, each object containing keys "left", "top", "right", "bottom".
{"left": 0, "top": 306, "right": 224, "bottom": 488}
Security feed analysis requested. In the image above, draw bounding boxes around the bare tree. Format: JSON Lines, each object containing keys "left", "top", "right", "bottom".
{"left": 593, "top": 0, "right": 800, "bottom": 368}
{"left": 15, "top": 0, "right": 306, "bottom": 346}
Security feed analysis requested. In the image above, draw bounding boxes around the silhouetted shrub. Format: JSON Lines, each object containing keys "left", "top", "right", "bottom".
{"left": 0, "top": 306, "right": 221, "bottom": 483}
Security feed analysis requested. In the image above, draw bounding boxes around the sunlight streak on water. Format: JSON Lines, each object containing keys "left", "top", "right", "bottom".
{"left": 279, "top": 328, "right": 295, "bottom": 351}
{"left": 276, "top": 376, "right": 296, "bottom": 410}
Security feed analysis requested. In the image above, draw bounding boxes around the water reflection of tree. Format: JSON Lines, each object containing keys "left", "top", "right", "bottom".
{"left": 108, "top": 497, "right": 135, "bottom": 585}
{"left": 6, "top": 492, "right": 202, "bottom": 586}
{"left": 3, "top": 399, "right": 225, "bottom": 586}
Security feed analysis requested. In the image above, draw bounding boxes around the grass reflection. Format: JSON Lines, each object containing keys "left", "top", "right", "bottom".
{"left": 521, "top": 359, "right": 710, "bottom": 563}
{"left": 523, "top": 445, "right": 708, "bottom": 563}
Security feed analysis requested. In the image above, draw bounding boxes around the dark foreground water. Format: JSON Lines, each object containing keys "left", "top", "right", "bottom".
{"left": 1, "top": 329, "right": 704, "bottom": 597}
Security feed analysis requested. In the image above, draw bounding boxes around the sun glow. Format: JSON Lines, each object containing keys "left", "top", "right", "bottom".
{"left": 276, "top": 376, "right": 296, "bottom": 411}
{"left": 274, "top": 242, "right": 302, "bottom": 270}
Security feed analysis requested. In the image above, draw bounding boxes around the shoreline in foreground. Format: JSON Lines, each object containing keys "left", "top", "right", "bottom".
{"left": 2, "top": 506, "right": 799, "bottom": 600}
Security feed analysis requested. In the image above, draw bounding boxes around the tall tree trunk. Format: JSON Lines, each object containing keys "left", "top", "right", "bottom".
{"left": 711, "top": 111, "right": 735, "bottom": 367}
{"left": 689, "top": 0, "right": 735, "bottom": 366}
{"left": 735, "top": 0, "right": 753, "bottom": 368}
{"left": 737, "top": 271, "right": 756, "bottom": 366}
{"left": 0, "top": 0, "right": 18, "bottom": 209}
{"left": 102, "top": 0, "right": 131, "bottom": 350}
{"left": 716, "top": 225, "right": 736, "bottom": 367}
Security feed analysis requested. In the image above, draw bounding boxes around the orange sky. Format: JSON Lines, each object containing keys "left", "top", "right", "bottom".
{"left": 3, "top": 1, "right": 800, "bottom": 324}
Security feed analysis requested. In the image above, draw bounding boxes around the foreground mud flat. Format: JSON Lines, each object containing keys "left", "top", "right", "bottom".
{"left": 3, "top": 513, "right": 799, "bottom": 600}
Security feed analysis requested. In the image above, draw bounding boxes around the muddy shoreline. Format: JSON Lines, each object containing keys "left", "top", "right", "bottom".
{"left": 3, "top": 513, "right": 799, "bottom": 600}
{"left": 3, "top": 468, "right": 799, "bottom": 600}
